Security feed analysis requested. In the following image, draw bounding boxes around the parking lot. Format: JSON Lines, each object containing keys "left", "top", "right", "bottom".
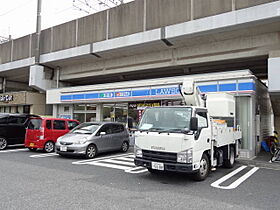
{"left": 1, "top": 146, "right": 280, "bottom": 210}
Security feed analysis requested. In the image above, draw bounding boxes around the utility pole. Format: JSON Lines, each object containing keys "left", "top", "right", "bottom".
{"left": 35, "top": 0, "right": 42, "bottom": 64}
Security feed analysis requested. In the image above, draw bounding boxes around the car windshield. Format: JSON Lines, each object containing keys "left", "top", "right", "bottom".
{"left": 138, "top": 107, "right": 192, "bottom": 133}
{"left": 71, "top": 123, "right": 100, "bottom": 135}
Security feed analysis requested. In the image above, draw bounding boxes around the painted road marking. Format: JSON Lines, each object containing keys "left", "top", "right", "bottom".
{"left": 29, "top": 153, "right": 59, "bottom": 158}
{"left": 0, "top": 148, "right": 28, "bottom": 153}
{"left": 72, "top": 153, "right": 148, "bottom": 174}
{"left": 211, "top": 166, "right": 259, "bottom": 190}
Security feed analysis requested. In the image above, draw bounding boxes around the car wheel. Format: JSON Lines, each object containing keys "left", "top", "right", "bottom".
{"left": 44, "top": 141, "right": 55, "bottom": 153}
{"left": 86, "top": 144, "right": 97, "bottom": 159}
{"left": 121, "top": 141, "right": 129, "bottom": 152}
{"left": 28, "top": 148, "right": 37, "bottom": 152}
{"left": 193, "top": 153, "right": 210, "bottom": 181}
{"left": 223, "top": 147, "right": 235, "bottom": 168}
{"left": 0, "top": 138, "right": 7, "bottom": 150}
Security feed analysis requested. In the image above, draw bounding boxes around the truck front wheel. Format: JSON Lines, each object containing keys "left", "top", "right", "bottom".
{"left": 193, "top": 154, "right": 210, "bottom": 181}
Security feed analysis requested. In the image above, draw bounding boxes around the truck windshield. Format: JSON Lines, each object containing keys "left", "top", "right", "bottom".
{"left": 138, "top": 107, "right": 192, "bottom": 133}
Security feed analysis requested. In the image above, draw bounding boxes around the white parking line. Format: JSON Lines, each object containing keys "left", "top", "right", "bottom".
{"left": 72, "top": 153, "right": 148, "bottom": 174}
{"left": 0, "top": 148, "right": 28, "bottom": 153}
{"left": 29, "top": 153, "right": 59, "bottom": 158}
{"left": 72, "top": 153, "right": 134, "bottom": 165}
{"left": 211, "top": 166, "right": 259, "bottom": 190}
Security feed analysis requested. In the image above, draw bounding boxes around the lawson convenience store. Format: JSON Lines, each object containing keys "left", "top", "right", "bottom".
{"left": 46, "top": 70, "right": 273, "bottom": 158}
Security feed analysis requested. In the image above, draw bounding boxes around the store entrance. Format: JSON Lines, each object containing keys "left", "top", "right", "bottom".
{"left": 102, "top": 100, "right": 183, "bottom": 129}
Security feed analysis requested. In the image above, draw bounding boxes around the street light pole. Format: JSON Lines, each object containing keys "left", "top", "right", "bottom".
{"left": 35, "top": 0, "right": 42, "bottom": 64}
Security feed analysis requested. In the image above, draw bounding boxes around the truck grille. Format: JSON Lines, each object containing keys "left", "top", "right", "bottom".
{"left": 142, "top": 150, "right": 177, "bottom": 163}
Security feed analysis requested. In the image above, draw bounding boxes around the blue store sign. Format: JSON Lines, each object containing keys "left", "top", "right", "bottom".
{"left": 60, "top": 81, "right": 255, "bottom": 102}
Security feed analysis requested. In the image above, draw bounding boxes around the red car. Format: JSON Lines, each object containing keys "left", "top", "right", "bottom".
{"left": 25, "top": 117, "right": 79, "bottom": 153}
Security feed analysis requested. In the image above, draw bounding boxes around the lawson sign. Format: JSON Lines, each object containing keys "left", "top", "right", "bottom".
{"left": 60, "top": 86, "right": 181, "bottom": 102}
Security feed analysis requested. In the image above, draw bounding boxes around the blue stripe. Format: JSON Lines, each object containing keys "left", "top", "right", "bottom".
{"left": 61, "top": 95, "right": 72, "bottom": 101}
{"left": 238, "top": 82, "right": 256, "bottom": 91}
{"left": 132, "top": 89, "right": 150, "bottom": 97}
{"left": 73, "top": 94, "right": 85, "bottom": 100}
{"left": 219, "top": 83, "right": 236, "bottom": 91}
{"left": 85, "top": 93, "right": 99, "bottom": 99}
{"left": 198, "top": 85, "right": 217, "bottom": 92}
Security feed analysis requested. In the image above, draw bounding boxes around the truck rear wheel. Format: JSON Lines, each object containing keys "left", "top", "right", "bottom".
{"left": 193, "top": 154, "right": 210, "bottom": 181}
{"left": 224, "top": 147, "right": 235, "bottom": 168}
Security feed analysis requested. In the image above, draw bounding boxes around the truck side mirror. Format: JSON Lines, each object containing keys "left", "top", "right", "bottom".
{"left": 190, "top": 117, "right": 198, "bottom": 131}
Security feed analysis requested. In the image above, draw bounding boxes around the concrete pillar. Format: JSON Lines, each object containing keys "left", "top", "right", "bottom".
{"left": 52, "top": 104, "right": 59, "bottom": 118}
{"left": 96, "top": 104, "right": 103, "bottom": 122}
{"left": 268, "top": 52, "right": 280, "bottom": 93}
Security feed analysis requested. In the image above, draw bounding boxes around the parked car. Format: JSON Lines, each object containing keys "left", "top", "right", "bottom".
{"left": 56, "top": 122, "right": 130, "bottom": 158}
{"left": 0, "top": 113, "right": 39, "bottom": 150}
{"left": 25, "top": 117, "right": 79, "bottom": 153}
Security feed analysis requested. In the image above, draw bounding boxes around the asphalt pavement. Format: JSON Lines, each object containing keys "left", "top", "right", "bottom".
{"left": 0, "top": 146, "right": 280, "bottom": 210}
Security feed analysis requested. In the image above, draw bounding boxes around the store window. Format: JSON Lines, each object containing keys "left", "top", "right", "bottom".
{"left": 103, "top": 104, "right": 114, "bottom": 122}
{"left": 103, "top": 103, "right": 128, "bottom": 124}
{"left": 74, "top": 104, "right": 85, "bottom": 111}
{"left": 74, "top": 113, "right": 85, "bottom": 123}
{"left": 73, "top": 104, "right": 97, "bottom": 123}
{"left": 64, "top": 106, "right": 70, "bottom": 112}
{"left": 23, "top": 105, "right": 30, "bottom": 114}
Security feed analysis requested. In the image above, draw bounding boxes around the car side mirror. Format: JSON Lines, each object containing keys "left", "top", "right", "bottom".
{"left": 100, "top": 132, "right": 106, "bottom": 136}
{"left": 190, "top": 117, "right": 198, "bottom": 131}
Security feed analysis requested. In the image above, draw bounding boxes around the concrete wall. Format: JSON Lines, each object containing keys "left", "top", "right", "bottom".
{"left": 12, "top": 35, "right": 31, "bottom": 60}
{"left": 52, "top": 20, "right": 77, "bottom": 51}
{"left": 26, "top": 92, "right": 46, "bottom": 115}
{"left": 77, "top": 11, "right": 107, "bottom": 46}
{"left": 0, "top": 41, "right": 12, "bottom": 64}
{"left": 275, "top": 116, "right": 280, "bottom": 133}
{"left": 0, "top": 0, "right": 278, "bottom": 64}
{"left": 193, "top": 0, "right": 232, "bottom": 19}
{"left": 146, "top": 0, "right": 191, "bottom": 30}
{"left": 235, "top": 0, "right": 276, "bottom": 9}
{"left": 40, "top": 29, "right": 52, "bottom": 54}
{"left": 109, "top": 0, "right": 144, "bottom": 38}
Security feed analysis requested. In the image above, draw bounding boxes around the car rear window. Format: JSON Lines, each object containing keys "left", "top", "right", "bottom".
{"left": 28, "top": 119, "right": 42, "bottom": 130}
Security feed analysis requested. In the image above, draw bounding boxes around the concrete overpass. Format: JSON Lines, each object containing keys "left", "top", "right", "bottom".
{"left": 0, "top": 0, "right": 280, "bottom": 129}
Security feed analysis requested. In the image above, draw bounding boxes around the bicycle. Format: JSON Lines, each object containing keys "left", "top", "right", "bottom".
{"left": 270, "top": 146, "right": 280, "bottom": 163}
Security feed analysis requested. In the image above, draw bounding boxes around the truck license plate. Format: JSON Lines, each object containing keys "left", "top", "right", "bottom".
{"left": 60, "top": 146, "right": 67, "bottom": 152}
{"left": 151, "top": 162, "right": 164, "bottom": 170}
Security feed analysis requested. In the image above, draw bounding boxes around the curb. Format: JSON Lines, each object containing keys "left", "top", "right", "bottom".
{"left": 237, "top": 159, "right": 280, "bottom": 170}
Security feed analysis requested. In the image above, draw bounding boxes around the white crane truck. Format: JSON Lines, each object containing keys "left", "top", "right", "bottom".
{"left": 134, "top": 79, "right": 242, "bottom": 181}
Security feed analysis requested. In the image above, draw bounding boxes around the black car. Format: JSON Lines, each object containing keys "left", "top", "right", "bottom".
{"left": 0, "top": 113, "right": 39, "bottom": 150}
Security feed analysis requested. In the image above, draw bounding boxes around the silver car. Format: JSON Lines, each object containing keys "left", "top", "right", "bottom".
{"left": 56, "top": 122, "right": 129, "bottom": 158}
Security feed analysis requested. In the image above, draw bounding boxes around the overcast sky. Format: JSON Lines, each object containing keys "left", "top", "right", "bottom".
{"left": 0, "top": 0, "right": 134, "bottom": 39}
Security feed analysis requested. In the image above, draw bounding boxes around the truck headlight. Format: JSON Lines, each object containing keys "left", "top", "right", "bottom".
{"left": 134, "top": 146, "right": 142, "bottom": 158}
{"left": 177, "top": 149, "right": 193, "bottom": 163}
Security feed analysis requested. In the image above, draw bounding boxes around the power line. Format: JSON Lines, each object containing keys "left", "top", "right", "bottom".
{"left": 72, "top": 0, "right": 126, "bottom": 14}
{"left": 0, "top": 0, "right": 33, "bottom": 17}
